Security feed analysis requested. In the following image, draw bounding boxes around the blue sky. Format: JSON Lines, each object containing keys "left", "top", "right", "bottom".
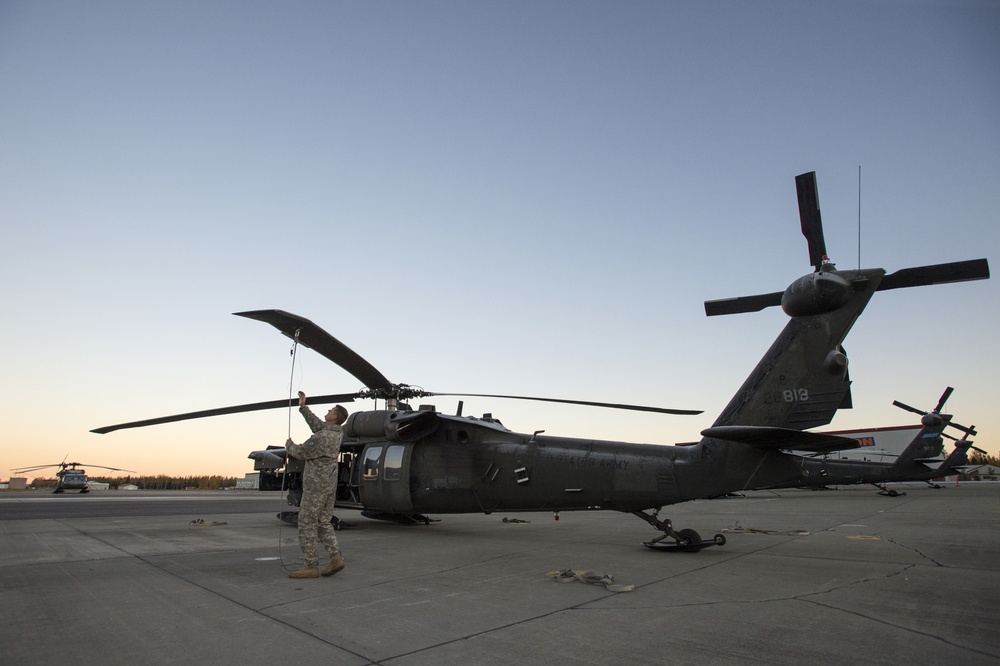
{"left": 2, "top": 1, "right": 997, "bottom": 479}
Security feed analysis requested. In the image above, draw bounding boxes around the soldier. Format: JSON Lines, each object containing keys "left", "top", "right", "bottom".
{"left": 285, "top": 390, "right": 348, "bottom": 579}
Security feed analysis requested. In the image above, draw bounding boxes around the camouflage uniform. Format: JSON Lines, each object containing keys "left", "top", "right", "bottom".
{"left": 286, "top": 406, "right": 343, "bottom": 568}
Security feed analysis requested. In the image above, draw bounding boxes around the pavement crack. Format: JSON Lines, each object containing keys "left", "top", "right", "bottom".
{"left": 801, "top": 596, "right": 996, "bottom": 659}
{"left": 883, "top": 537, "right": 944, "bottom": 566}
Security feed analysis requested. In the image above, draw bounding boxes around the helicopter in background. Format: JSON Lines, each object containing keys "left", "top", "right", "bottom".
{"left": 92, "top": 171, "right": 990, "bottom": 551}
{"left": 779, "top": 386, "right": 983, "bottom": 495}
{"left": 11, "top": 461, "right": 135, "bottom": 493}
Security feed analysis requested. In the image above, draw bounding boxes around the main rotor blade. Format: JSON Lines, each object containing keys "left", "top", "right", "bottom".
{"left": 704, "top": 292, "right": 783, "bottom": 317}
{"left": 11, "top": 464, "right": 64, "bottom": 473}
{"left": 877, "top": 258, "right": 989, "bottom": 292}
{"left": 796, "top": 171, "right": 827, "bottom": 271}
{"left": 69, "top": 464, "right": 137, "bottom": 472}
{"left": 425, "top": 392, "right": 702, "bottom": 415}
{"left": 235, "top": 310, "right": 393, "bottom": 391}
{"left": 91, "top": 393, "right": 359, "bottom": 434}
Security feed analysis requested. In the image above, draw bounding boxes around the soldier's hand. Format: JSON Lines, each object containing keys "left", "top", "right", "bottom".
{"left": 297, "top": 391, "right": 306, "bottom": 408}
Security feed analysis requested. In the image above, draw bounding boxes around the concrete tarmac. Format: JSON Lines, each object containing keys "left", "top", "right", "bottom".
{"left": 1, "top": 484, "right": 998, "bottom": 665}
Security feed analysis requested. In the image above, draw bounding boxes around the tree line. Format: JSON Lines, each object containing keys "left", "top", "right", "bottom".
{"left": 965, "top": 450, "right": 1000, "bottom": 478}
{"left": 28, "top": 475, "right": 242, "bottom": 490}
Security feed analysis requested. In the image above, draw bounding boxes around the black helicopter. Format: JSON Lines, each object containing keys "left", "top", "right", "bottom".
{"left": 92, "top": 171, "right": 990, "bottom": 551}
{"left": 11, "top": 461, "right": 135, "bottom": 493}
{"left": 778, "top": 387, "right": 983, "bottom": 495}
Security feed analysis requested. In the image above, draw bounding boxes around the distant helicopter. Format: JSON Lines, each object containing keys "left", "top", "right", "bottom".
{"left": 11, "top": 461, "right": 135, "bottom": 493}
{"left": 780, "top": 387, "right": 983, "bottom": 495}
{"left": 92, "top": 171, "right": 990, "bottom": 551}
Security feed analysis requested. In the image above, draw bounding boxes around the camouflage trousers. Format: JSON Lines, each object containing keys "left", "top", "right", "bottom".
{"left": 297, "top": 488, "right": 341, "bottom": 567}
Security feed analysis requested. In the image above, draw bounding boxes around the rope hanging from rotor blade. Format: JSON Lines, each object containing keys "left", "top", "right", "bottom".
{"left": 278, "top": 328, "right": 302, "bottom": 571}
{"left": 288, "top": 329, "right": 301, "bottom": 439}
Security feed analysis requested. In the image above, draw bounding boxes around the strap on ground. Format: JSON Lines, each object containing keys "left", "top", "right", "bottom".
{"left": 548, "top": 569, "right": 634, "bottom": 592}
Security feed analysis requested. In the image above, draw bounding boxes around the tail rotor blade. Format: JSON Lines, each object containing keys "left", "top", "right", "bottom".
{"left": 894, "top": 389, "right": 977, "bottom": 437}
{"left": 704, "top": 291, "right": 783, "bottom": 317}
{"left": 934, "top": 387, "right": 954, "bottom": 413}
{"left": 947, "top": 421, "right": 977, "bottom": 437}
{"left": 878, "top": 259, "right": 989, "bottom": 292}
{"left": 796, "top": 171, "right": 827, "bottom": 271}
{"left": 892, "top": 400, "right": 925, "bottom": 417}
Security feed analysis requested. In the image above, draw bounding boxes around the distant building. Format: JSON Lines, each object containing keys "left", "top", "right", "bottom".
{"left": 88, "top": 481, "right": 110, "bottom": 491}
{"left": 236, "top": 473, "right": 259, "bottom": 490}
{"left": 7, "top": 477, "right": 27, "bottom": 491}
{"left": 810, "top": 425, "right": 925, "bottom": 462}
{"left": 120, "top": 484, "right": 139, "bottom": 491}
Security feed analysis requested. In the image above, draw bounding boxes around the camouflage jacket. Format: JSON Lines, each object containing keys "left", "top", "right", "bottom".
{"left": 287, "top": 407, "right": 343, "bottom": 491}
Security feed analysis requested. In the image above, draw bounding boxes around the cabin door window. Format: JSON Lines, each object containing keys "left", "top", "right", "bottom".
{"left": 362, "top": 446, "right": 382, "bottom": 480}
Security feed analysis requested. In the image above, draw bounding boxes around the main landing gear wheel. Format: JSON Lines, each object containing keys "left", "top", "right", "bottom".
{"left": 677, "top": 528, "right": 701, "bottom": 552}
{"left": 873, "top": 483, "right": 906, "bottom": 497}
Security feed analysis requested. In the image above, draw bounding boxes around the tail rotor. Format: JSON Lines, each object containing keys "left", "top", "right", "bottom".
{"left": 892, "top": 386, "right": 977, "bottom": 438}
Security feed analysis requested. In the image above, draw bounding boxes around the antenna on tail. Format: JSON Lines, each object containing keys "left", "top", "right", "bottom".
{"left": 857, "top": 165, "right": 862, "bottom": 271}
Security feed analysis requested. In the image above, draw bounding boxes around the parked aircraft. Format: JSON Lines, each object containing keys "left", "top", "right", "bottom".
{"left": 777, "top": 387, "right": 981, "bottom": 495}
{"left": 93, "top": 172, "right": 990, "bottom": 550}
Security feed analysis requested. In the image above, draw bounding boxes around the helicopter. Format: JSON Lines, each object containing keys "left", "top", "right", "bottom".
{"left": 11, "top": 461, "right": 135, "bottom": 493}
{"left": 92, "top": 171, "right": 990, "bottom": 551}
{"left": 777, "top": 386, "right": 984, "bottom": 495}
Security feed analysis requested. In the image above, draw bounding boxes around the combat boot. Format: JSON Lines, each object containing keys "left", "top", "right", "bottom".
{"left": 288, "top": 565, "right": 319, "bottom": 579}
{"left": 321, "top": 555, "right": 345, "bottom": 577}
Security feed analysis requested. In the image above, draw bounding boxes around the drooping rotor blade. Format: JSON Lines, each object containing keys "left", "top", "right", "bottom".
{"left": 235, "top": 310, "right": 393, "bottom": 391}
{"left": 11, "top": 464, "right": 64, "bottom": 474}
{"left": 66, "top": 464, "right": 137, "bottom": 472}
{"left": 91, "top": 393, "right": 359, "bottom": 434}
{"left": 424, "top": 392, "right": 702, "bottom": 415}
{"left": 877, "top": 258, "right": 989, "bottom": 292}
{"left": 796, "top": 171, "right": 827, "bottom": 271}
{"left": 704, "top": 292, "right": 784, "bottom": 317}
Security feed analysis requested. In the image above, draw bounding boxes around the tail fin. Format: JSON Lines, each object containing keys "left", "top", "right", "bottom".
{"left": 705, "top": 171, "right": 988, "bottom": 430}
{"left": 889, "top": 421, "right": 948, "bottom": 470}
{"left": 882, "top": 387, "right": 982, "bottom": 480}
{"left": 889, "top": 387, "right": 978, "bottom": 474}
{"left": 934, "top": 439, "right": 973, "bottom": 477}
{"left": 710, "top": 267, "right": 882, "bottom": 428}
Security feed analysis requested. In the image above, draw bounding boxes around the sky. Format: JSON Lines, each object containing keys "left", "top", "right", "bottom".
{"left": 2, "top": 0, "right": 998, "bottom": 481}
